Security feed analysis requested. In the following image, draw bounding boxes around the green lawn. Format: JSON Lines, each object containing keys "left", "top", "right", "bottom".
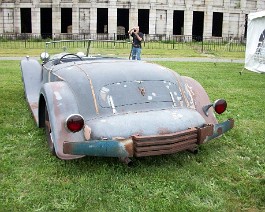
{"left": 0, "top": 41, "right": 245, "bottom": 59}
{"left": 0, "top": 60, "right": 264, "bottom": 211}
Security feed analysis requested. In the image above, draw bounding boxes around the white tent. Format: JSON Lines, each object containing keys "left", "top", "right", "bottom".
{"left": 245, "top": 11, "right": 265, "bottom": 73}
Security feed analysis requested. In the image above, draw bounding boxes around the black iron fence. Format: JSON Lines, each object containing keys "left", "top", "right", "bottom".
{"left": 0, "top": 33, "right": 246, "bottom": 52}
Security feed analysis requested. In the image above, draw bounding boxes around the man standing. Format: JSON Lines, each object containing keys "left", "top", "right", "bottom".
{"left": 128, "top": 26, "right": 144, "bottom": 60}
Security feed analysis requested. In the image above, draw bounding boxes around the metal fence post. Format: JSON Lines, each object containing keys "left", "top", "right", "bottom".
{"left": 172, "top": 35, "right": 175, "bottom": 49}
{"left": 201, "top": 36, "right": 204, "bottom": 52}
{"left": 0, "top": 33, "right": 246, "bottom": 52}
{"left": 114, "top": 33, "right": 116, "bottom": 48}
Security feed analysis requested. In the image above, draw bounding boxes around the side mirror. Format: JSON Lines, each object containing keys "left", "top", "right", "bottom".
{"left": 40, "top": 52, "right": 50, "bottom": 63}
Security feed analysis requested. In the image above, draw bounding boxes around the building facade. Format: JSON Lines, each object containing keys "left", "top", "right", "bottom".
{"left": 0, "top": 0, "right": 264, "bottom": 38}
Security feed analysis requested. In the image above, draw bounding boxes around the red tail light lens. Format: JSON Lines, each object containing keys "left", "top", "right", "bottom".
{"left": 214, "top": 99, "right": 227, "bottom": 114}
{"left": 66, "top": 114, "right": 84, "bottom": 132}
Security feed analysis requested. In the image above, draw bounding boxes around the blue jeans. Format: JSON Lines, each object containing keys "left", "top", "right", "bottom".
{"left": 132, "top": 47, "right": 142, "bottom": 60}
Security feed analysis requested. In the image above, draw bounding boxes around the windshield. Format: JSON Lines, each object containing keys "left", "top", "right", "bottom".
{"left": 42, "top": 39, "right": 132, "bottom": 59}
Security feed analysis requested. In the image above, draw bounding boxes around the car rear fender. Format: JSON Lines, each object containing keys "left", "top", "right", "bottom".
{"left": 39, "top": 81, "right": 85, "bottom": 159}
{"left": 181, "top": 76, "right": 218, "bottom": 125}
{"left": 20, "top": 58, "right": 42, "bottom": 124}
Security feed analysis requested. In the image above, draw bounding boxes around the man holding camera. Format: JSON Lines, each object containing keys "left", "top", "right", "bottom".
{"left": 128, "top": 26, "right": 144, "bottom": 60}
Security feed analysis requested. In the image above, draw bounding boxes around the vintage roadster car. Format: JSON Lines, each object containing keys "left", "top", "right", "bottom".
{"left": 20, "top": 40, "right": 234, "bottom": 164}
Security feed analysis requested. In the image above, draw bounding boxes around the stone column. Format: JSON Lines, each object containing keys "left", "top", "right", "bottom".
{"left": 149, "top": 9, "right": 156, "bottom": 34}
{"left": 0, "top": 8, "right": 3, "bottom": 33}
{"left": 14, "top": 0, "right": 20, "bottom": 33}
{"left": 204, "top": 7, "right": 213, "bottom": 37}
{"left": 203, "top": 0, "right": 214, "bottom": 37}
{"left": 72, "top": 0, "right": 79, "bottom": 34}
{"left": 89, "top": 7, "right": 97, "bottom": 34}
{"left": 223, "top": 0, "right": 230, "bottom": 8}
{"left": 31, "top": 4, "right": 40, "bottom": 34}
{"left": 184, "top": 6, "right": 193, "bottom": 36}
{"left": 52, "top": 0, "right": 61, "bottom": 34}
{"left": 222, "top": 12, "right": 229, "bottom": 37}
{"left": 129, "top": 0, "right": 138, "bottom": 29}
{"left": 257, "top": 0, "right": 265, "bottom": 10}
{"left": 129, "top": 7, "right": 138, "bottom": 30}
{"left": 166, "top": 9, "right": 173, "bottom": 36}
{"left": 240, "top": 0, "right": 246, "bottom": 9}
{"left": 108, "top": 0, "right": 117, "bottom": 39}
{"left": 239, "top": 13, "right": 246, "bottom": 37}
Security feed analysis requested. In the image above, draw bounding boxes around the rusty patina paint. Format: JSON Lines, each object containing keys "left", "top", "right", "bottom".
{"left": 44, "top": 82, "right": 85, "bottom": 160}
{"left": 197, "top": 124, "right": 214, "bottom": 144}
{"left": 204, "top": 118, "right": 234, "bottom": 142}
{"left": 61, "top": 118, "right": 234, "bottom": 158}
{"left": 182, "top": 76, "right": 218, "bottom": 125}
{"left": 29, "top": 102, "right": 39, "bottom": 123}
{"left": 217, "top": 127, "right": 223, "bottom": 135}
{"left": 121, "top": 138, "right": 134, "bottom": 157}
{"left": 132, "top": 128, "right": 198, "bottom": 157}
{"left": 76, "top": 64, "right": 99, "bottom": 114}
{"left": 63, "top": 140, "right": 130, "bottom": 157}
{"left": 21, "top": 50, "right": 234, "bottom": 161}
{"left": 158, "top": 128, "right": 172, "bottom": 135}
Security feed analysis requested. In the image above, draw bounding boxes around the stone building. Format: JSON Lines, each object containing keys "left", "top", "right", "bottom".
{"left": 0, "top": 0, "right": 264, "bottom": 38}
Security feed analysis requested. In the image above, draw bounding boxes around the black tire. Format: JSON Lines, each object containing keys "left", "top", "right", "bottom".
{"left": 44, "top": 104, "right": 56, "bottom": 156}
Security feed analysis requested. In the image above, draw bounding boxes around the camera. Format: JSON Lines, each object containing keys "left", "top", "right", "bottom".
{"left": 134, "top": 29, "right": 136, "bottom": 32}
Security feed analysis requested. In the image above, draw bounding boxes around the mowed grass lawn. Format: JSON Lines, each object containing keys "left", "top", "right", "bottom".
{"left": 0, "top": 60, "right": 264, "bottom": 211}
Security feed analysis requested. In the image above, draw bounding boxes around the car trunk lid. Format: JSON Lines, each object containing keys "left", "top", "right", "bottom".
{"left": 87, "top": 108, "right": 205, "bottom": 140}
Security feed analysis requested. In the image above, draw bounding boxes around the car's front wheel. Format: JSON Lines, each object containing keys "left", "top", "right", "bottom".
{"left": 44, "top": 104, "right": 56, "bottom": 156}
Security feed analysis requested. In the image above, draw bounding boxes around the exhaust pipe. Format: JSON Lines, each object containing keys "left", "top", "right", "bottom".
{"left": 119, "top": 157, "right": 133, "bottom": 167}
{"left": 187, "top": 148, "right": 199, "bottom": 154}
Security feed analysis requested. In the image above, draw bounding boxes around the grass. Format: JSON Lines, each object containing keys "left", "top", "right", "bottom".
{"left": 0, "top": 41, "right": 245, "bottom": 59}
{"left": 0, "top": 47, "right": 245, "bottom": 60}
{"left": 0, "top": 59, "right": 264, "bottom": 211}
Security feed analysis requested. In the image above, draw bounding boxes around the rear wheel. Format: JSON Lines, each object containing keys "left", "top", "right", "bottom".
{"left": 44, "top": 105, "right": 56, "bottom": 156}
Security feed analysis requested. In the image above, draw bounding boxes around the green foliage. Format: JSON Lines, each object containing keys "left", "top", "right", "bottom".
{"left": 0, "top": 60, "right": 264, "bottom": 211}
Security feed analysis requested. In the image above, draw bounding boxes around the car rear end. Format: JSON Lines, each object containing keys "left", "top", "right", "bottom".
{"left": 59, "top": 60, "right": 233, "bottom": 160}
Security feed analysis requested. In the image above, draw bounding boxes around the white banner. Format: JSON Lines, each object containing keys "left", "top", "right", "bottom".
{"left": 245, "top": 11, "right": 265, "bottom": 73}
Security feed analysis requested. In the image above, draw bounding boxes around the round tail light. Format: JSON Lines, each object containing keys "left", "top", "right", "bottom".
{"left": 66, "top": 114, "right": 84, "bottom": 132}
{"left": 213, "top": 99, "right": 227, "bottom": 114}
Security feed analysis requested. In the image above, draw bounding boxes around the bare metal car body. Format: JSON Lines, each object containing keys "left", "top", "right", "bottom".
{"left": 20, "top": 40, "right": 234, "bottom": 162}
